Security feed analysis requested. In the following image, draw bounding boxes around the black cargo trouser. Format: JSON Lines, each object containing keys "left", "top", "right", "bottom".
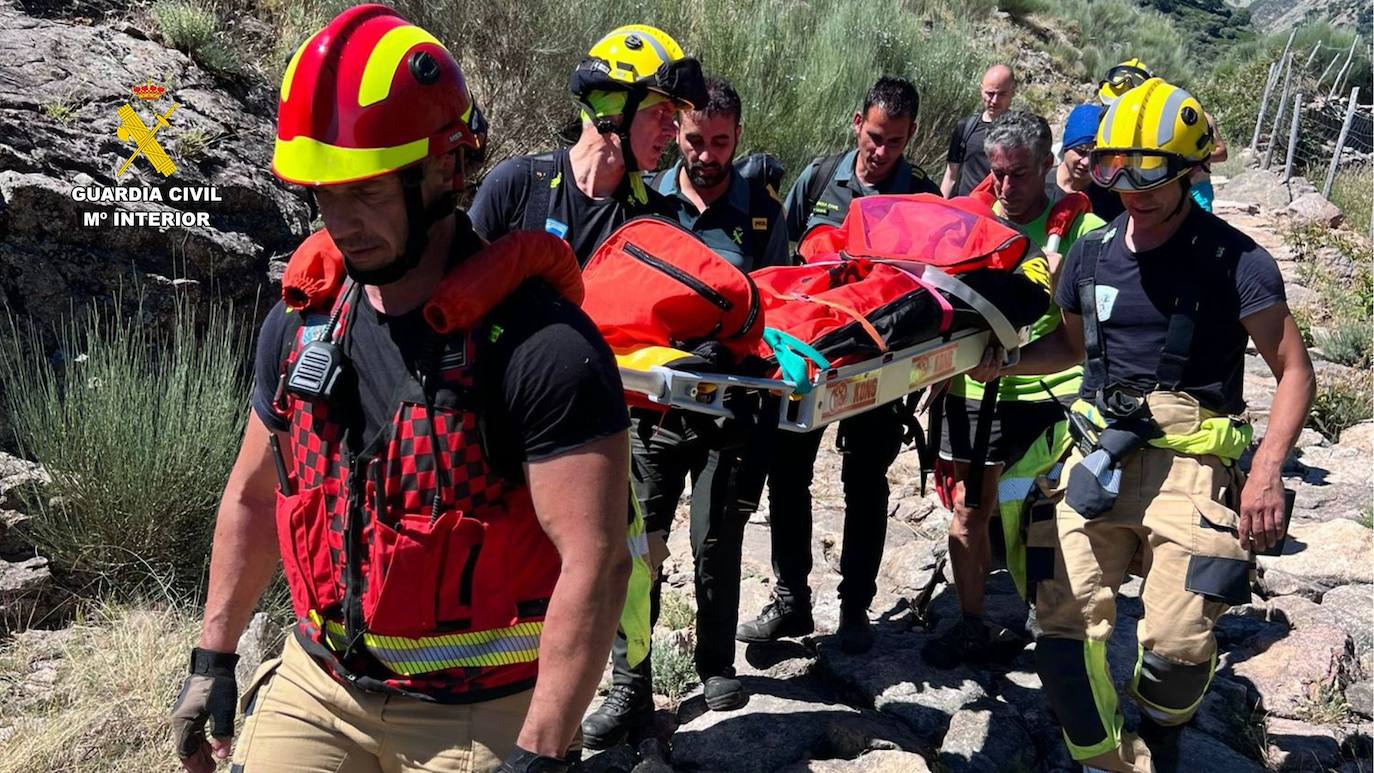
{"left": 766, "top": 402, "right": 904, "bottom": 612}
{"left": 611, "top": 409, "right": 765, "bottom": 687}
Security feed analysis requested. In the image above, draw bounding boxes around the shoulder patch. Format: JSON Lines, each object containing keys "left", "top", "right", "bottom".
{"left": 299, "top": 314, "right": 331, "bottom": 345}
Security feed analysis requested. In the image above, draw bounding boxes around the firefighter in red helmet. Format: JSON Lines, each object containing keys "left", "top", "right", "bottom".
{"left": 170, "top": 7, "right": 639, "bottom": 772}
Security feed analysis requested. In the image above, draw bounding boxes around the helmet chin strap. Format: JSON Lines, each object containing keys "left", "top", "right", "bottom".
{"left": 607, "top": 88, "right": 647, "bottom": 175}
{"left": 1164, "top": 175, "right": 1193, "bottom": 222}
{"left": 343, "top": 165, "right": 457, "bottom": 286}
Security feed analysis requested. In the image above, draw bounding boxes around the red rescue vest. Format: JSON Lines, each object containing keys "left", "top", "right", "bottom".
{"left": 272, "top": 230, "right": 578, "bottom": 702}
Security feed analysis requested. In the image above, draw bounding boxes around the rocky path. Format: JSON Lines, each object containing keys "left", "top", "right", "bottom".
{"left": 582, "top": 174, "right": 1374, "bottom": 772}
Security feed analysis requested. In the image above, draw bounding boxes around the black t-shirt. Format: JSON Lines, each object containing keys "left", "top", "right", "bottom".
{"left": 948, "top": 115, "right": 992, "bottom": 197}
{"left": 1055, "top": 206, "right": 1286, "bottom": 414}
{"left": 252, "top": 276, "right": 630, "bottom": 463}
{"left": 467, "top": 148, "right": 675, "bottom": 266}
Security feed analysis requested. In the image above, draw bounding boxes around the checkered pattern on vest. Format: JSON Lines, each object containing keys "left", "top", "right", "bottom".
{"left": 274, "top": 286, "right": 559, "bottom": 702}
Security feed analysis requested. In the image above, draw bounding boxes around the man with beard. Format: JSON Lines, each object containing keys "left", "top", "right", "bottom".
{"left": 468, "top": 25, "right": 705, "bottom": 264}
{"left": 738, "top": 77, "right": 939, "bottom": 656}
{"left": 170, "top": 8, "right": 635, "bottom": 773}
{"left": 580, "top": 75, "right": 787, "bottom": 751}
{"left": 649, "top": 77, "right": 788, "bottom": 270}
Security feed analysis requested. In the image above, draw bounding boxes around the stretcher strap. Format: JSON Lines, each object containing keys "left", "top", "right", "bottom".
{"left": 788, "top": 292, "right": 888, "bottom": 352}
{"left": 878, "top": 261, "right": 955, "bottom": 332}
{"left": 881, "top": 262, "right": 1022, "bottom": 351}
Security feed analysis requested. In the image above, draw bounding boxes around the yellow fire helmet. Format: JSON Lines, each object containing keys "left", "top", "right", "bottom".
{"left": 1091, "top": 78, "right": 1213, "bottom": 192}
{"left": 569, "top": 25, "right": 706, "bottom": 119}
{"left": 1098, "top": 58, "right": 1151, "bottom": 105}
{"left": 568, "top": 24, "right": 705, "bottom": 175}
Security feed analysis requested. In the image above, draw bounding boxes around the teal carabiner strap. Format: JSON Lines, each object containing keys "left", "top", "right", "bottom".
{"left": 764, "top": 327, "right": 830, "bottom": 394}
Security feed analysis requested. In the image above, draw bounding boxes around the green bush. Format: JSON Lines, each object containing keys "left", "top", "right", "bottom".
{"left": 1044, "top": 0, "right": 1193, "bottom": 88}
{"left": 656, "top": 588, "right": 695, "bottom": 632}
{"left": 1308, "top": 372, "right": 1373, "bottom": 443}
{"left": 1329, "top": 164, "right": 1373, "bottom": 238}
{"left": 0, "top": 299, "right": 252, "bottom": 597}
{"left": 1315, "top": 319, "right": 1373, "bottom": 369}
{"left": 997, "top": 0, "right": 1050, "bottom": 17}
{"left": 152, "top": 1, "right": 219, "bottom": 56}
{"left": 1206, "top": 54, "right": 1273, "bottom": 148}
{"left": 650, "top": 631, "right": 700, "bottom": 702}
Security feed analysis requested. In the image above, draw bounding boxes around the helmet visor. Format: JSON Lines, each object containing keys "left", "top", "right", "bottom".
{"left": 1090, "top": 149, "right": 1191, "bottom": 192}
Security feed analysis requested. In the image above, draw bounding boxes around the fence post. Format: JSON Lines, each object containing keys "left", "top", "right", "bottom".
{"left": 1282, "top": 93, "right": 1303, "bottom": 182}
{"left": 1322, "top": 86, "right": 1361, "bottom": 198}
{"left": 1329, "top": 36, "right": 1359, "bottom": 101}
{"left": 1264, "top": 53, "right": 1294, "bottom": 169}
{"left": 1304, "top": 43, "right": 1322, "bottom": 70}
{"left": 1278, "top": 28, "right": 1297, "bottom": 67}
{"left": 1318, "top": 52, "right": 1343, "bottom": 88}
{"left": 1251, "top": 59, "right": 1281, "bottom": 152}
{"left": 1333, "top": 36, "right": 1360, "bottom": 98}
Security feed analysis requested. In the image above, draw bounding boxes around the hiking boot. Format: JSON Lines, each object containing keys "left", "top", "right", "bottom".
{"left": 581, "top": 684, "right": 652, "bottom": 750}
{"left": 1137, "top": 716, "right": 1183, "bottom": 773}
{"left": 735, "top": 598, "right": 814, "bottom": 643}
{"left": 702, "top": 674, "right": 747, "bottom": 711}
{"left": 837, "top": 608, "right": 875, "bottom": 655}
{"left": 921, "top": 616, "right": 1026, "bottom": 669}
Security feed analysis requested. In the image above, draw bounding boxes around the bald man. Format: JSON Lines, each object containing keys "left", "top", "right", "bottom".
{"left": 941, "top": 65, "right": 1016, "bottom": 198}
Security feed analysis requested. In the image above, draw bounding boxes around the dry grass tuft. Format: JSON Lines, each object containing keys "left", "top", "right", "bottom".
{"left": 0, "top": 603, "right": 201, "bottom": 772}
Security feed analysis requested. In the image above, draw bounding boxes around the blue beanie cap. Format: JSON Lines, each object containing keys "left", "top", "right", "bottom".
{"left": 1062, "top": 103, "right": 1104, "bottom": 153}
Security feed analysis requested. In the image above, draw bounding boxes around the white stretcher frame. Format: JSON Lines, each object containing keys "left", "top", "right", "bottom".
{"left": 618, "top": 265, "right": 1029, "bottom": 432}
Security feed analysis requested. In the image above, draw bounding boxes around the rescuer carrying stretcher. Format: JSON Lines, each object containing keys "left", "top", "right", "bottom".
{"left": 967, "top": 78, "right": 1314, "bottom": 773}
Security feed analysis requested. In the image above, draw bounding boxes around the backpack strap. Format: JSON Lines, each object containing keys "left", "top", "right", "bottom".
{"left": 1075, "top": 229, "right": 1112, "bottom": 392}
{"left": 963, "top": 376, "right": 1001, "bottom": 510}
{"left": 803, "top": 152, "right": 846, "bottom": 222}
{"left": 1077, "top": 224, "right": 1216, "bottom": 404}
{"left": 961, "top": 116, "right": 983, "bottom": 154}
{"left": 521, "top": 153, "right": 559, "bottom": 234}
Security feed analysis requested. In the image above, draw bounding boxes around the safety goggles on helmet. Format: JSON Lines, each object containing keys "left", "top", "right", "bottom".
{"left": 1101, "top": 64, "right": 1150, "bottom": 91}
{"left": 652, "top": 56, "right": 707, "bottom": 109}
{"left": 569, "top": 55, "right": 707, "bottom": 111}
{"left": 1089, "top": 149, "right": 1195, "bottom": 192}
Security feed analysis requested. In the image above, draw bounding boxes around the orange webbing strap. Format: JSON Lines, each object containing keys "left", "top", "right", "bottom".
{"left": 789, "top": 293, "right": 888, "bottom": 352}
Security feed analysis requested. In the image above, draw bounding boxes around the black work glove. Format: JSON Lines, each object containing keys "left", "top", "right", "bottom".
{"left": 498, "top": 745, "right": 574, "bottom": 773}
{"left": 170, "top": 647, "right": 239, "bottom": 759}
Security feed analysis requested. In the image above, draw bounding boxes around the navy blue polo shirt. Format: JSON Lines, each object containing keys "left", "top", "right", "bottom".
{"left": 651, "top": 162, "right": 788, "bottom": 271}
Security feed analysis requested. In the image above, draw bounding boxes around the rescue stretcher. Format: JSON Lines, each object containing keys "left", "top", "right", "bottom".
{"left": 617, "top": 265, "right": 1029, "bottom": 432}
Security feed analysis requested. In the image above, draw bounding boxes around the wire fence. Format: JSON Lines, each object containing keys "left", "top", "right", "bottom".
{"left": 1249, "top": 34, "right": 1373, "bottom": 197}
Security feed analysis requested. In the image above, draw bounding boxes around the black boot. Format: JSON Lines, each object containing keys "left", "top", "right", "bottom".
{"left": 703, "top": 673, "right": 747, "bottom": 711}
{"left": 580, "top": 684, "right": 653, "bottom": 750}
{"left": 735, "top": 597, "right": 814, "bottom": 643}
{"left": 1137, "top": 716, "right": 1184, "bottom": 773}
{"left": 837, "top": 607, "right": 875, "bottom": 655}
